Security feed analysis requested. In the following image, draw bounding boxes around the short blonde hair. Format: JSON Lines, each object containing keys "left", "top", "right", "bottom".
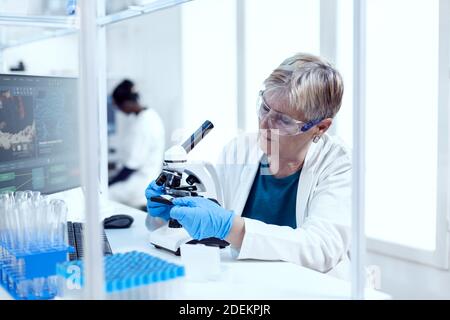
{"left": 263, "top": 53, "right": 344, "bottom": 121}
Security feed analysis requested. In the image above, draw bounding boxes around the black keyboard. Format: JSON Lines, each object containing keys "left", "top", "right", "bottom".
{"left": 67, "top": 221, "right": 113, "bottom": 261}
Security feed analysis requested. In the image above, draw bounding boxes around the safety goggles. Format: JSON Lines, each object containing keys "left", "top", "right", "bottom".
{"left": 257, "top": 90, "right": 323, "bottom": 136}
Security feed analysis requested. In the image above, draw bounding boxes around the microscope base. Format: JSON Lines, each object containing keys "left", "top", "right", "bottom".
{"left": 149, "top": 225, "right": 191, "bottom": 255}
{"left": 149, "top": 225, "right": 230, "bottom": 256}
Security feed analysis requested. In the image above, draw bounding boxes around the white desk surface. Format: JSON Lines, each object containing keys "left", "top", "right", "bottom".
{"left": 0, "top": 201, "right": 390, "bottom": 300}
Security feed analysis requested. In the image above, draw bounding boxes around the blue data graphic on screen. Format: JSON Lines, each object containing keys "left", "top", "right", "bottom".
{"left": 0, "top": 75, "right": 80, "bottom": 194}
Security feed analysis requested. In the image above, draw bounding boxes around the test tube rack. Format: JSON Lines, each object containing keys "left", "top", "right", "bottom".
{"left": 0, "top": 243, "right": 73, "bottom": 300}
{"left": 57, "top": 251, "right": 185, "bottom": 299}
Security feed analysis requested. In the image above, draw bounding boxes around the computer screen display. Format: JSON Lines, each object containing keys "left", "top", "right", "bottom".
{"left": 0, "top": 74, "right": 80, "bottom": 194}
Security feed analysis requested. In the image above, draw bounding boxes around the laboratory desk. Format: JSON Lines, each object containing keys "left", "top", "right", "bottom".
{"left": 0, "top": 201, "right": 390, "bottom": 300}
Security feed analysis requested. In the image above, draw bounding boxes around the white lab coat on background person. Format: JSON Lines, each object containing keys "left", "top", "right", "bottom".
{"left": 215, "top": 133, "right": 351, "bottom": 279}
{"left": 109, "top": 108, "right": 165, "bottom": 208}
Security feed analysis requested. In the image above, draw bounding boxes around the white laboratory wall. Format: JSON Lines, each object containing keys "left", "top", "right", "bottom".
{"left": 334, "top": 0, "right": 353, "bottom": 146}
{"left": 244, "top": 0, "right": 320, "bottom": 132}
{"left": 179, "top": 0, "right": 321, "bottom": 162}
{"left": 179, "top": 0, "right": 238, "bottom": 163}
{"left": 106, "top": 6, "right": 183, "bottom": 150}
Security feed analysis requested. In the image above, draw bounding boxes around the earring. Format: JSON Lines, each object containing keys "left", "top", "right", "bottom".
{"left": 313, "top": 136, "right": 320, "bottom": 143}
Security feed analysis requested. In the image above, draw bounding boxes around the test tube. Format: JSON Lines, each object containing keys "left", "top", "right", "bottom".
{"left": 14, "top": 191, "right": 26, "bottom": 202}
{"left": 16, "top": 279, "right": 31, "bottom": 299}
{"left": 46, "top": 200, "right": 57, "bottom": 246}
{"left": 42, "top": 196, "right": 50, "bottom": 247}
{"left": 49, "top": 199, "right": 68, "bottom": 246}
{"left": 18, "top": 200, "right": 32, "bottom": 250}
{"left": 32, "top": 277, "right": 45, "bottom": 298}
{"left": 0, "top": 195, "right": 8, "bottom": 266}
{"left": 23, "top": 190, "right": 33, "bottom": 200}
{"left": 1, "top": 193, "right": 14, "bottom": 248}
{"left": 30, "top": 192, "right": 41, "bottom": 247}
{"left": 0, "top": 194, "right": 7, "bottom": 244}
{"left": 11, "top": 206, "right": 21, "bottom": 250}
{"left": 11, "top": 191, "right": 25, "bottom": 250}
{"left": 30, "top": 191, "right": 41, "bottom": 202}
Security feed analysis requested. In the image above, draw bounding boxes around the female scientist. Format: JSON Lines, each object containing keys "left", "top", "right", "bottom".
{"left": 146, "top": 53, "right": 351, "bottom": 277}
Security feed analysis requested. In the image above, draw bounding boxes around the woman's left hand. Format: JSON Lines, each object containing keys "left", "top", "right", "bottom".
{"left": 169, "top": 197, "right": 235, "bottom": 240}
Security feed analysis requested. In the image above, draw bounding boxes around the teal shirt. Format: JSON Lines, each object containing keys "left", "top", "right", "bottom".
{"left": 241, "top": 159, "right": 300, "bottom": 228}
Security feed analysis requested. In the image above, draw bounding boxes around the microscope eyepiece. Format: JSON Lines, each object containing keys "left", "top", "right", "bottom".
{"left": 181, "top": 120, "right": 214, "bottom": 154}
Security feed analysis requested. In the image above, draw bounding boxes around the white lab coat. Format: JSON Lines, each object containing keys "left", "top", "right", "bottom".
{"left": 215, "top": 133, "right": 351, "bottom": 278}
{"left": 109, "top": 108, "right": 165, "bottom": 208}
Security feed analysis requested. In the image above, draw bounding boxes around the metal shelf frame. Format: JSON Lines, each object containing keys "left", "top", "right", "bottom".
{"left": 0, "top": 0, "right": 194, "bottom": 300}
{"left": 0, "top": 14, "right": 77, "bottom": 29}
{"left": 0, "top": 29, "right": 75, "bottom": 50}
{"left": 97, "top": 0, "right": 193, "bottom": 26}
{"left": 0, "top": 0, "right": 193, "bottom": 50}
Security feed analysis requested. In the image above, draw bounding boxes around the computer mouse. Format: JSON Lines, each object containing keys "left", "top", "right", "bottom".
{"left": 103, "top": 214, "right": 134, "bottom": 229}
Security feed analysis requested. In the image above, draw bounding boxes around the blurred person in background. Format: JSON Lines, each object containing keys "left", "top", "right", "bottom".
{"left": 109, "top": 79, "right": 165, "bottom": 210}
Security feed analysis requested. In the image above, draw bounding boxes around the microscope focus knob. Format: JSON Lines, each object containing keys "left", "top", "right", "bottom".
{"left": 186, "top": 175, "right": 200, "bottom": 185}
{"left": 168, "top": 173, "right": 182, "bottom": 188}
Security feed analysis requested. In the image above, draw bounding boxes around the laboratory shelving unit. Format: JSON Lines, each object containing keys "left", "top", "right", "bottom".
{"left": 0, "top": 0, "right": 366, "bottom": 299}
{"left": 0, "top": 0, "right": 194, "bottom": 300}
{"left": 0, "top": 0, "right": 192, "bottom": 49}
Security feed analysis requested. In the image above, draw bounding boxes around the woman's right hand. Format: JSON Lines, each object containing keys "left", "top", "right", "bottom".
{"left": 145, "top": 180, "right": 171, "bottom": 221}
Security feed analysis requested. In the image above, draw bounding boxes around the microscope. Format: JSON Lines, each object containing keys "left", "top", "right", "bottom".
{"left": 148, "top": 120, "right": 229, "bottom": 255}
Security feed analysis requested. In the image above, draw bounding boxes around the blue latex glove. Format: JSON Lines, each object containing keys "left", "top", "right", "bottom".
{"left": 170, "top": 197, "right": 235, "bottom": 240}
{"left": 145, "top": 180, "right": 171, "bottom": 221}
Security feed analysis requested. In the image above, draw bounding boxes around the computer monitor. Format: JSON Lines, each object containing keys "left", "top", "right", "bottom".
{"left": 0, "top": 74, "right": 80, "bottom": 195}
